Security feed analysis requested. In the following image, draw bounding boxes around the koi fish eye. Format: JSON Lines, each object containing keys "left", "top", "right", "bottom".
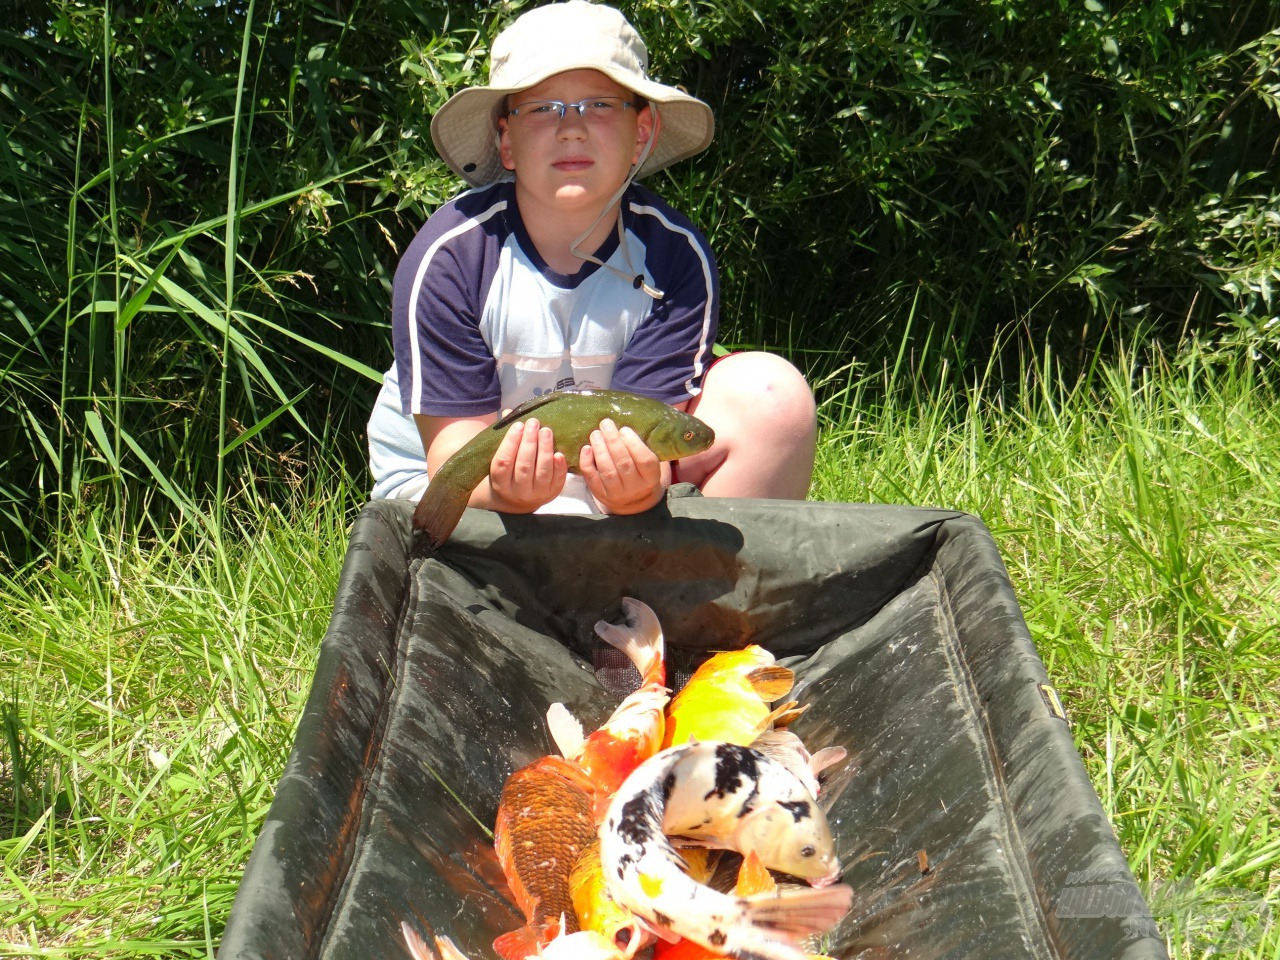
{"left": 801, "top": 845, "right": 817, "bottom": 858}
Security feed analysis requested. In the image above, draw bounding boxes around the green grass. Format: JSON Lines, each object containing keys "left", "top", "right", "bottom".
{"left": 1, "top": 471, "right": 358, "bottom": 955}
{"left": 814, "top": 340, "right": 1280, "bottom": 956}
{"left": 2, "top": 340, "right": 1278, "bottom": 957}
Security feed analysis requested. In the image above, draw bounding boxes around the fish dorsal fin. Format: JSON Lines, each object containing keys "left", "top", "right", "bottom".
{"left": 492, "top": 388, "right": 604, "bottom": 430}
{"left": 735, "top": 851, "right": 777, "bottom": 897}
{"left": 491, "top": 392, "right": 564, "bottom": 430}
{"left": 746, "top": 665, "right": 795, "bottom": 702}
{"left": 767, "top": 700, "right": 809, "bottom": 728}
{"left": 546, "top": 703, "right": 585, "bottom": 760}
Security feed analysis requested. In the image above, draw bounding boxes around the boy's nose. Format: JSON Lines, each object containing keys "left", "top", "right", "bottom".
{"left": 556, "top": 111, "right": 589, "bottom": 138}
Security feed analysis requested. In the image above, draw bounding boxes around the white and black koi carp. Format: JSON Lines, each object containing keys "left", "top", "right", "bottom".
{"left": 599, "top": 741, "right": 853, "bottom": 960}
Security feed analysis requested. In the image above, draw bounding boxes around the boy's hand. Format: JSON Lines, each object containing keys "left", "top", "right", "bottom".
{"left": 580, "top": 418, "right": 665, "bottom": 515}
{"left": 487, "top": 418, "right": 568, "bottom": 512}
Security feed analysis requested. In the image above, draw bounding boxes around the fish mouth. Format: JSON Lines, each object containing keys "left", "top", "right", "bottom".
{"left": 810, "top": 863, "right": 844, "bottom": 887}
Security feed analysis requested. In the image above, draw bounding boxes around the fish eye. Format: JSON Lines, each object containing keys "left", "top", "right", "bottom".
{"left": 801, "top": 844, "right": 816, "bottom": 858}
{"left": 683, "top": 430, "right": 694, "bottom": 440}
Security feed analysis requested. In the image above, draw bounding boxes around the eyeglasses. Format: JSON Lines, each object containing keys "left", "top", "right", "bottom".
{"left": 506, "top": 97, "right": 637, "bottom": 127}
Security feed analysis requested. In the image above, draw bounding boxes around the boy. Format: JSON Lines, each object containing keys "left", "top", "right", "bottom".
{"left": 367, "top": 0, "right": 817, "bottom": 518}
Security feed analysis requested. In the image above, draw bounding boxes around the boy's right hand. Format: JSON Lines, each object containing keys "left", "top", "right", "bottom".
{"left": 486, "top": 417, "right": 568, "bottom": 512}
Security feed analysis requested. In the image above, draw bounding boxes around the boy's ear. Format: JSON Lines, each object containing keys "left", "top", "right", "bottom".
{"left": 497, "top": 118, "right": 515, "bottom": 172}
{"left": 634, "top": 104, "right": 658, "bottom": 164}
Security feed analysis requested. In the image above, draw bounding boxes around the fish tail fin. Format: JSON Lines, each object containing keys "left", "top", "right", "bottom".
{"left": 737, "top": 882, "right": 853, "bottom": 939}
{"left": 492, "top": 924, "right": 544, "bottom": 960}
{"left": 746, "top": 665, "right": 795, "bottom": 702}
{"left": 412, "top": 479, "right": 470, "bottom": 548}
{"left": 595, "top": 597, "right": 666, "bottom": 687}
{"left": 671, "top": 884, "right": 853, "bottom": 960}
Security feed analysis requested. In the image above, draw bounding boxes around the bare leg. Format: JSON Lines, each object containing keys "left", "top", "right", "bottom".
{"left": 677, "top": 351, "right": 817, "bottom": 499}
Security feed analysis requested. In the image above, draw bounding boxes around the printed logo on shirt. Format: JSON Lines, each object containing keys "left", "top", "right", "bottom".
{"left": 556, "top": 377, "right": 576, "bottom": 391}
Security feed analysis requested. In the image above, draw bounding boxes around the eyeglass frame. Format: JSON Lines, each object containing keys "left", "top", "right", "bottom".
{"left": 504, "top": 96, "right": 640, "bottom": 125}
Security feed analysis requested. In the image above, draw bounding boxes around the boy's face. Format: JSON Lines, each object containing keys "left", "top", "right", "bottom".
{"left": 497, "top": 69, "right": 654, "bottom": 216}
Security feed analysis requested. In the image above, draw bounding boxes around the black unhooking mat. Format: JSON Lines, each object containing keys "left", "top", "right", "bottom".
{"left": 218, "top": 495, "right": 1168, "bottom": 960}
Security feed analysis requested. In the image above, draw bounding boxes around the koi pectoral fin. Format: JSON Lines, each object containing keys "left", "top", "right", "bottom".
{"left": 745, "top": 665, "right": 795, "bottom": 702}
{"left": 809, "top": 746, "right": 847, "bottom": 777}
{"left": 547, "top": 702, "right": 586, "bottom": 759}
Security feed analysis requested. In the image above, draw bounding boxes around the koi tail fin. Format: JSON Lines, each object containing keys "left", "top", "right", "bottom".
{"left": 595, "top": 597, "right": 666, "bottom": 687}
{"left": 666, "top": 883, "right": 854, "bottom": 960}
{"left": 412, "top": 479, "right": 470, "bottom": 549}
{"left": 493, "top": 923, "right": 551, "bottom": 960}
{"left": 737, "top": 881, "right": 853, "bottom": 940}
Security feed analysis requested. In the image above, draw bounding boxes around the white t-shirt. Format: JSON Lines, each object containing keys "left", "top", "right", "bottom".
{"left": 367, "top": 180, "right": 719, "bottom": 510}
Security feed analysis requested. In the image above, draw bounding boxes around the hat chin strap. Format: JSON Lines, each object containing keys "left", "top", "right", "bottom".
{"left": 568, "top": 114, "right": 665, "bottom": 300}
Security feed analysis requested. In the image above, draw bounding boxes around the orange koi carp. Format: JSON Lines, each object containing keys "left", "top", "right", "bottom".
{"left": 548, "top": 597, "right": 670, "bottom": 811}
{"left": 491, "top": 755, "right": 598, "bottom": 959}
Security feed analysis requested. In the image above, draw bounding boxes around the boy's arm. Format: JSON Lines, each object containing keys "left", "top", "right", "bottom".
{"left": 416, "top": 413, "right": 568, "bottom": 514}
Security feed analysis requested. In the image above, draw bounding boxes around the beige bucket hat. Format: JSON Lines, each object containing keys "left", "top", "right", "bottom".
{"left": 430, "top": 0, "right": 715, "bottom": 187}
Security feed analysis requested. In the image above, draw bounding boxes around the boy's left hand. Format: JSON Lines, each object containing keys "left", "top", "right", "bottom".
{"left": 580, "top": 418, "right": 665, "bottom": 515}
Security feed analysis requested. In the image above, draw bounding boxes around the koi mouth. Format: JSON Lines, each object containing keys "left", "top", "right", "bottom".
{"left": 811, "top": 863, "right": 843, "bottom": 888}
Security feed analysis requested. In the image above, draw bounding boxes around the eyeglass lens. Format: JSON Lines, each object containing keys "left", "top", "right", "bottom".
{"left": 510, "top": 98, "right": 634, "bottom": 125}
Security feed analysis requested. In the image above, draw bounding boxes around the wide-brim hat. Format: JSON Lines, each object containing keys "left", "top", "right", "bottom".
{"left": 430, "top": 0, "right": 715, "bottom": 188}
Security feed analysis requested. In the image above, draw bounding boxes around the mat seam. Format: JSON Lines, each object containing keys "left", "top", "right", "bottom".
{"left": 930, "top": 564, "right": 1063, "bottom": 960}
{"left": 313, "top": 552, "right": 422, "bottom": 958}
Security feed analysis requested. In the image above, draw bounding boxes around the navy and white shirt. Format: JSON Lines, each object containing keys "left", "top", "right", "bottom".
{"left": 366, "top": 180, "right": 719, "bottom": 508}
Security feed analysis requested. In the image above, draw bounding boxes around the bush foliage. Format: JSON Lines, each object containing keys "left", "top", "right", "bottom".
{"left": 1, "top": 0, "right": 1278, "bottom": 555}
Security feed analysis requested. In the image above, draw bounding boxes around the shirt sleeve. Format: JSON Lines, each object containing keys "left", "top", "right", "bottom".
{"left": 391, "top": 192, "right": 505, "bottom": 417}
{"left": 609, "top": 193, "right": 719, "bottom": 404}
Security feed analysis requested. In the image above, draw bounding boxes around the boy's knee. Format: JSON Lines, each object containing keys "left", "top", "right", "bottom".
{"left": 699, "top": 351, "right": 816, "bottom": 431}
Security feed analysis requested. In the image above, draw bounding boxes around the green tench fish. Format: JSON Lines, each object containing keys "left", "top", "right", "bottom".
{"left": 412, "top": 388, "right": 716, "bottom": 547}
